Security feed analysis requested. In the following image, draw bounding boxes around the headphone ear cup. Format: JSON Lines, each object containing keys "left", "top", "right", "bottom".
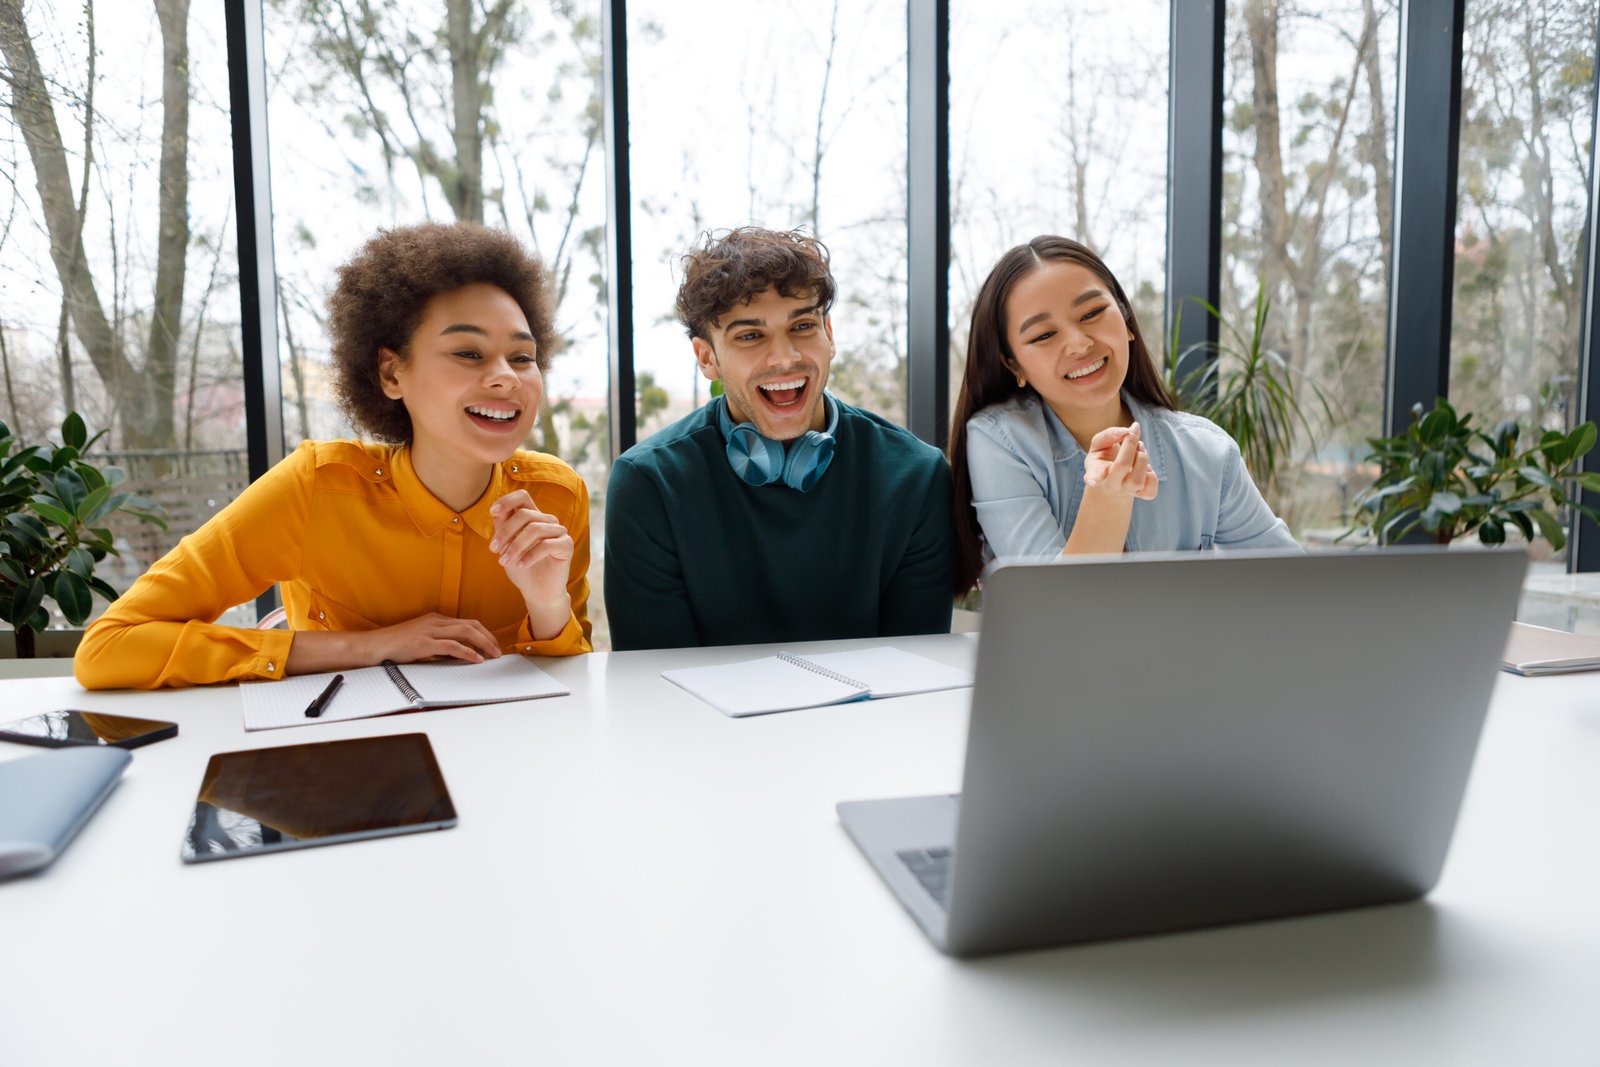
{"left": 725, "top": 422, "right": 785, "bottom": 486}
{"left": 782, "top": 430, "right": 837, "bottom": 492}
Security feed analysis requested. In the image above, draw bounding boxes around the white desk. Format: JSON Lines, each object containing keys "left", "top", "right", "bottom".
{"left": 3, "top": 633, "right": 1597, "bottom": 1066}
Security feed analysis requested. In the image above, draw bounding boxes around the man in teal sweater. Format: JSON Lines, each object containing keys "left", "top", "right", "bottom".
{"left": 604, "top": 228, "right": 953, "bottom": 651}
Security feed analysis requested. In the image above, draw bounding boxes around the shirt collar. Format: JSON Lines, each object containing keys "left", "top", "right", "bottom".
{"left": 393, "top": 447, "right": 505, "bottom": 539}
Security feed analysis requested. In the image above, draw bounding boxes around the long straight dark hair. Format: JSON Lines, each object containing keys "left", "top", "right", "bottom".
{"left": 948, "top": 236, "right": 1178, "bottom": 594}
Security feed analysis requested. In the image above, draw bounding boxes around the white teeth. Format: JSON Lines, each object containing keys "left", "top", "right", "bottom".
{"left": 758, "top": 379, "right": 806, "bottom": 392}
{"left": 1066, "top": 358, "right": 1107, "bottom": 381}
{"left": 467, "top": 405, "right": 518, "bottom": 420}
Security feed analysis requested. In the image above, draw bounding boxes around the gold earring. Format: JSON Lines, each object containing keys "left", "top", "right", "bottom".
{"left": 1015, "top": 373, "right": 1027, "bottom": 388}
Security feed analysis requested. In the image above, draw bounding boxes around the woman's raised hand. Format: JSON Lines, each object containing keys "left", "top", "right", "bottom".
{"left": 489, "top": 490, "right": 574, "bottom": 639}
{"left": 1083, "top": 422, "right": 1158, "bottom": 501}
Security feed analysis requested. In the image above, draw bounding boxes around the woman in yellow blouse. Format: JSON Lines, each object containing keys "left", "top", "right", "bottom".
{"left": 76, "top": 222, "right": 592, "bottom": 689}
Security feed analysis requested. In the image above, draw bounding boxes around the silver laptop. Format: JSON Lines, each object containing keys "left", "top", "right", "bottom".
{"left": 838, "top": 548, "right": 1528, "bottom": 957}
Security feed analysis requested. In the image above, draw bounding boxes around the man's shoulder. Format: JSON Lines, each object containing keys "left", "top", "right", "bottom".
{"left": 837, "top": 400, "right": 946, "bottom": 467}
{"left": 615, "top": 405, "right": 720, "bottom": 469}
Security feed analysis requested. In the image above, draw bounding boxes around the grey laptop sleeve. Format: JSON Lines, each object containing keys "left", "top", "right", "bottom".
{"left": 0, "top": 746, "right": 131, "bottom": 879}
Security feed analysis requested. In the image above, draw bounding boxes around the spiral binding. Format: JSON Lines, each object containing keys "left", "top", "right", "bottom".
{"left": 382, "top": 659, "right": 424, "bottom": 706}
{"left": 775, "top": 651, "right": 869, "bottom": 691}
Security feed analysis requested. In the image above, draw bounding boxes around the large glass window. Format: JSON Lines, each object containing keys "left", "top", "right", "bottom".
{"left": 1451, "top": 0, "right": 1598, "bottom": 567}
{"left": 0, "top": 0, "right": 245, "bottom": 629}
{"left": 1221, "top": 0, "right": 1398, "bottom": 544}
{"left": 261, "top": 0, "right": 610, "bottom": 641}
{"left": 948, "top": 0, "right": 1170, "bottom": 418}
{"left": 626, "top": 0, "right": 910, "bottom": 436}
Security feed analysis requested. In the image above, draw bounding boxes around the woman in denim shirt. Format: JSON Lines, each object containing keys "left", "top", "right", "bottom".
{"left": 949, "top": 236, "right": 1298, "bottom": 593}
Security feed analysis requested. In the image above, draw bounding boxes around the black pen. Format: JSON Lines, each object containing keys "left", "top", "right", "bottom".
{"left": 304, "top": 673, "right": 345, "bottom": 718}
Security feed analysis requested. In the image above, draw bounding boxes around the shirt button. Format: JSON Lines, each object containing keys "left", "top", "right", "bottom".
{"left": 374, "top": 467, "right": 383, "bottom": 476}
{"left": 267, "top": 663, "right": 276, "bottom": 673}
{"left": 452, "top": 516, "right": 460, "bottom": 524}
{"left": 511, "top": 464, "right": 519, "bottom": 473}
{"left": 318, "top": 611, "right": 326, "bottom": 621}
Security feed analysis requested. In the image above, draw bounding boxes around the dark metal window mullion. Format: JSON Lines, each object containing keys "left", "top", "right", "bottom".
{"left": 1165, "top": 0, "right": 1224, "bottom": 387}
{"left": 602, "top": 0, "right": 636, "bottom": 461}
{"left": 907, "top": 0, "right": 950, "bottom": 448}
{"left": 1569, "top": 15, "right": 1600, "bottom": 571}
{"left": 1383, "top": 0, "right": 1465, "bottom": 439}
{"left": 223, "top": 0, "right": 285, "bottom": 618}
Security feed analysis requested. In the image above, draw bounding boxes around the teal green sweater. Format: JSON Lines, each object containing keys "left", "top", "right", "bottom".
{"left": 604, "top": 399, "right": 953, "bottom": 651}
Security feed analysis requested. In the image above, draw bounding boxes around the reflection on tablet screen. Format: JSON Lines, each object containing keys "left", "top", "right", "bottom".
{"left": 180, "top": 733, "right": 456, "bottom": 863}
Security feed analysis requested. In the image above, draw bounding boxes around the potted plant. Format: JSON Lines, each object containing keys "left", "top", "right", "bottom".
{"left": 0, "top": 414, "right": 166, "bottom": 658}
{"left": 1343, "top": 397, "right": 1600, "bottom": 547}
{"left": 1164, "top": 285, "right": 1329, "bottom": 503}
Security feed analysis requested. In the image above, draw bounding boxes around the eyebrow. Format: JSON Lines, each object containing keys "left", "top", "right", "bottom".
{"left": 721, "top": 304, "right": 824, "bottom": 332}
{"left": 1014, "top": 289, "right": 1107, "bottom": 336}
{"left": 439, "top": 324, "right": 536, "bottom": 342}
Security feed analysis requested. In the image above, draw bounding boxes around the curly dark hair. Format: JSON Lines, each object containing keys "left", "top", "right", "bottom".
{"left": 675, "top": 227, "right": 836, "bottom": 342}
{"left": 328, "top": 222, "right": 557, "bottom": 443}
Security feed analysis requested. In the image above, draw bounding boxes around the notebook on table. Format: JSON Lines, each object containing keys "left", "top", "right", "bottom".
{"left": 1501, "top": 621, "right": 1600, "bottom": 675}
{"left": 662, "top": 646, "right": 974, "bottom": 718}
{"left": 241, "top": 655, "right": 569, "bottom": 731}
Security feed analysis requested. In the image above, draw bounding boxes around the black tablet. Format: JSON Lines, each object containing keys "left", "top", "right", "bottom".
{"left": 179, "top": 733, "right": 456, "bottom": 864}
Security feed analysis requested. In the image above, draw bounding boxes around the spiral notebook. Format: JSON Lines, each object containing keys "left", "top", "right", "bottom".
{"left": 241, "top": 656, "right": 569, "bottom": 731}
{"left": 661, "top": 646, "right": 974, "bottom": 718}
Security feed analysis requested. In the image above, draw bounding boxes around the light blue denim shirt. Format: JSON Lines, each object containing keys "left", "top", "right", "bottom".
{"left": 965, "top": 391, "right": 1299, "bottom": 561}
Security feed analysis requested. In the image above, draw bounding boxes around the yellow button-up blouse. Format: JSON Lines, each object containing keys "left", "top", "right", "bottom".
{"left": 75, "top": 440, "right": 592, "bottom": 689}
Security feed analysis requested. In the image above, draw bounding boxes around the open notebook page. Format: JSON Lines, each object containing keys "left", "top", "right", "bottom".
{"left": 397, "top": 656, "right": 568, "bottom": 703}
{"left": 241, "top": 655, "right": 569, "bottom": 731}
{"left": 241, "top": 666, "right": 412, "bottom": 731}
{"left": 662, "top": 656, "right": 868, "bottom": 717}
{"left": 797, "top": 647, "right": 973, "bottom": 697}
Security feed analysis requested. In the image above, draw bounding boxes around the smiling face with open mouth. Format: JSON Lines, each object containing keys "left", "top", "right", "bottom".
{"left": 1003, "top": 259, "right": 1135, "bottom": 444}
{"left": 378, "top": 282, "right": 542, "bottom": 506}
{"left": 693, "top": 286, "right": 836, "bottom": 442}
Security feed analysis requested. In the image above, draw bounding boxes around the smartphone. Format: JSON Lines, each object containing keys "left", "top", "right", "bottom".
{"left": 0, "top": 710, "right": 178, "bottom": 750}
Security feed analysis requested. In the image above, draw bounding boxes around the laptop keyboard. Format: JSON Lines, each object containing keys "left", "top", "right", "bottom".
{"left": 897, "top": 847, "right": 953, "bottom": 908}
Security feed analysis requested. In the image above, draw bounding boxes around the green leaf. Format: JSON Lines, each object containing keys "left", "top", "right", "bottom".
{"left": 77, "top": 485, "right": 113, "bottom": 524}
{"left": 1530, "top": 508, "right": 1567, "bottom": 548}
{"left": 1478, "top": 519, "right": 1506, "bottom": 545}
{"left": 1429, "top": 491, "right": 1463, "bottom": 515}
{"left": 88, "top": 575, "right": 119, "bottom": 601}
{"left": 53, "top": 467, "right": 87, "bottom": 511}
{"left": 27, "top": 499, "right": 75, "bottom": 528}
{"left": 61, "top": 412, "right": 87, "bottom": 450}
{"left": 76, "top": 463, "right": 106, "bottom": 493}
{"left": 65, "top": 546, "right": 94, "bottom": 576}
{"left": 11, "top": 577, "right": 45, "bottom": 629}
{"left": 53, "top": 569, "right": 91, "bottom": 625}
{"left": 1519, "top": 466, "right": 1558, "bottom": 490}
{"left": 1567, "top": 422, "right": 1598, "bottom": 460}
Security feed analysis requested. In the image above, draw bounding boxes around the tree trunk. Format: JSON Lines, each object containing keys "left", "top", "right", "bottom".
{"left": 140, "top": 0, "right": 190, "bottom": 452}
{"left": 14, "top": 625, "right": 36, "bottom": 659}
{"left": 1362, "top": 0, "right": 1393, "bottom": 297}
{"left": 447, "top": 0, "right": 484, "bottom": 222}
{"left": 0, "top": 0, "right": 127, "bottom": 396}
{"left": 1245, "top": 0, "right": 1290, "bottom": 353}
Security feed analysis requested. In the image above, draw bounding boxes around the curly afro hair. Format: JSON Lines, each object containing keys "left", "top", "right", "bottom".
{"left": 327, "top": 222, "right": 557, "bottom": 444}
{"left": 675, "top": 227, "right": 835, "bottom": 342}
